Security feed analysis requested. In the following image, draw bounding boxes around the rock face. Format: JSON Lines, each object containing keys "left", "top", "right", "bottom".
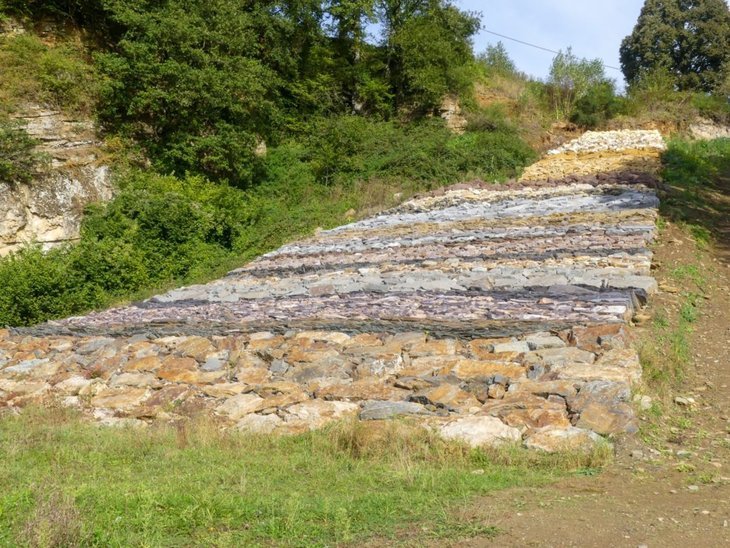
{"left": 1, "top": 130, "right": 665, "bottom": 450}
{"left": 0, "top": 107, "right": 112, "bottom": 256}
{"left": 688, "top": 118, "right": 730, "bottom": 141}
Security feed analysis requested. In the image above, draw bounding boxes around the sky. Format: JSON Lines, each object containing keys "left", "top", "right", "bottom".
{"left": 456, "top": 0, "right": 648, "bottom": 86}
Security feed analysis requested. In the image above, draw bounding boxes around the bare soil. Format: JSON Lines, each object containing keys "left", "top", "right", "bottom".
{"left": 445, "top": 159, "right": 730, "bottom": 547}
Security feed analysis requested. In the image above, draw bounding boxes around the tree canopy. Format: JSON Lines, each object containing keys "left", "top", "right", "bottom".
{"left": 620, "top": 0, "right": 730, "bottom": 92}
{"left": 1, "top": 0, "right": 480, "bottom": 184}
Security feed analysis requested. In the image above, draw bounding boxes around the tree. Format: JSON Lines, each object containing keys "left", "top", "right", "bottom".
{"left": 479, "top": 41, "right": 517, "bottom": 76}
{"left": 325, "top": 0, "right": 377, "bottom": 110}
{"left": 547, "top": 48, "right": 609, "bottom": 119}
{"left": 96, "top": 0, "right": 328, "bottom": 186}
{"left": 620, "top": 0, "right": 730, "bottom": 92}
{"left": 378, "top": 0, "right": 480, "bottom": 110}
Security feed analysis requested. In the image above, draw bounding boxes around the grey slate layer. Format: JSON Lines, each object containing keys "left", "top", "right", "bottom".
{"left": 37, "top": 179, "right": 659, "bottom": 338}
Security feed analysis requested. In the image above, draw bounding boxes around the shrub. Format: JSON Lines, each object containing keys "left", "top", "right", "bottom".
{"left": 570, "top": 82, "right": 626, "bottom": 128}
{"left": 0, "top": 33, "right": 97, "bottom": 114}
{"left": 0, "top": 119, "right": 44, "bottom": 184}
{"left": 691, "top": 92, "right": 730, "bottom": 124}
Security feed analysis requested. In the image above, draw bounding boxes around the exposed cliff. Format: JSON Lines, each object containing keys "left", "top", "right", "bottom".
{"left": 0, "top": 106, "right": 112, "bottom": 256}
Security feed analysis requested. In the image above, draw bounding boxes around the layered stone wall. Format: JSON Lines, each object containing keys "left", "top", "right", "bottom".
{"left": 0, "top": 130, "right": 666, "bottom": 451}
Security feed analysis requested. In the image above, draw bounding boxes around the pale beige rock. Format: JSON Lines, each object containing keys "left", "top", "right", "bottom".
{"left": 315, "top": 379, "right": 409, "bottom": 402}
{"left": 54, "top": 375, "right": 94, "bottom": 395}
{"left": 216, "top": 393, "right": 265, "bottom": 420}
{"left": 0, "top": 379, "right": 50, "bottom": 395}
{"left": 294, "top": 331, "right": 351, "bottom": 345}
{"left": 507, "top": 380, "right": 581, "bottom": 398}
{"left": 440, "top": 416, "right": 521, "bottom": 447}
{"left": 91, "top": 388, "right": 148, "bottom": 411}
{"left": 450, "top": 359, "right": 526, "bottom": 380}
{"left": 201, "top": 383, "right": 249, "bottom": 398}
{"left": 284, "top": 400, "right": 359, "bottom": 431}
{"left": 552, "top": 348, "right": 641, "bottom": 384}
{"left": 174, "top": 337, "right": 216, "bottom": 362}
{"left": 124, "top": 355, "right": 162, "bottom": 372}
{"left": 109, "top": 372, "right": 161, "bottom": 389}
{"left": 237, "top": 413, "right": 283, "bottom": 434}
{"left": 524, "top": 426, "right": 605, "bottom": 453}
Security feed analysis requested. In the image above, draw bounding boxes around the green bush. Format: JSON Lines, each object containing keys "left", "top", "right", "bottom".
{"left": 0, "top": 172, "right": 252, "bottom": 326}
{"left": 300, "top": 115, "right": 535, "bottom": 187}
{"left": 0, "top": 33, "right": 97, "bottom": 114}
{"left": 691, "top": 93, "right": 730, "bottom": 124}
{"left": 0, "top": 119, "right": 44, "bottom": 184}
{"left": 570, "top": 82, "right": 626, "bottom": 128}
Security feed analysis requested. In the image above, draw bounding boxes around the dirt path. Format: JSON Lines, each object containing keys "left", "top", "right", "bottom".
{"left": 454, "top": 154, "right": 730, "bottom": 548}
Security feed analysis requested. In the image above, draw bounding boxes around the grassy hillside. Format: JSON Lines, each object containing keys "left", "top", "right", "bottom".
{"left": 0, "top": 407, "right": 609, "bottom": 546}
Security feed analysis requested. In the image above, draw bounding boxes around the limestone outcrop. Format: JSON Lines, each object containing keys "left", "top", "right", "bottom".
{"left": 0, "top": 107, "right": 112, "bottom": 256}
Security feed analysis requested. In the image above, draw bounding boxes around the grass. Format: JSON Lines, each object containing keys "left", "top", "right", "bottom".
{"left": 660, "top": 137, "right": 730, "bottom": 242}
{"left": 0, "top": 407, "right": 610, "bottom": 546}
{"left": 0, "top": 32, "right": 97, "bottom": 116}
{"left": 639, "top": 137, "right": 730, "bottom": 394}
{"left": 637, "top": 137, "right": 728, "bottom": 446}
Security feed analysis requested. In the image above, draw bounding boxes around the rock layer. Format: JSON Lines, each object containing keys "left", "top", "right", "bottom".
{"left": 0, "top": 107, "right": 112, "bottom": 256}
{"left": 1, "top": 130, "right": 665, "bottom": 450}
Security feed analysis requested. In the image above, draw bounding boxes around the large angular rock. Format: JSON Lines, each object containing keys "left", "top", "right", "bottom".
{"left": 411, "top": 384, "right": 481, "bottom": 412}
{"left": 216, "top": 393, "right": 265, "bottom": 421}
{"left": 109, "top": 372, "right": 161, "bottom": 389}
{"left": 449, "top": 359, "right": 526, "bottom": 381}
{"left": 439, "top": 417, "right": 521, "bottom": 447}
{"left": 507, "top": 380, "right": 581, "bottom": 399}
{"left": 174, "top": 336, "right": 217, "bottom": 362}
{"left": 524, "top": 426, "right": 605, "bottom": 453}
{"left": 237, "top": 413, "right": 283, "bottom": 434}
{"left": 359, "top": 400, "right": 431, "bottom": 420}
{"left": 552, "top": 348, "right": 641, "bottom": 384}
{"left": 524, "top": 347, "right": 596, "bottom": 369}
{"left": 91, "top": 387, "right": 148, "bottom": 411}
{"left": 316, "top": 380, "right": 409, "bottom": 402}
{"left": 284, "top": 400, "right": 359, "bottom": 431}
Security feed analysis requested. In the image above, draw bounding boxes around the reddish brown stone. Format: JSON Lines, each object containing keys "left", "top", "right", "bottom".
{"left": 124, "top": 355, "right": 162, "bottom": 372}
{"left": 157, "top": 357, "right": 199, "bottom": 383}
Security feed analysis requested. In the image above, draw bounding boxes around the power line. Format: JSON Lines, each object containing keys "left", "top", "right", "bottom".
{"left": 482, "top": 29, "right": 623, "bottom": 72}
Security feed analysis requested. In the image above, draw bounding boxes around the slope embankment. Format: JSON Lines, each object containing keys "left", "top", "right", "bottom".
{"left": 0, "top": 130, "right": 665, "bottom": 451}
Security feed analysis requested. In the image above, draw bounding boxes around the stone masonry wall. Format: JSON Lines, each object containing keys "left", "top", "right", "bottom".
{"left": 0, "top": 130, "right": 666, "bottom": 452}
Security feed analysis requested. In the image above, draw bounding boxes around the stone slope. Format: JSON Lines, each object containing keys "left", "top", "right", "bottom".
{"left": 0, "top": 130, "right": 665, "bottom": 451}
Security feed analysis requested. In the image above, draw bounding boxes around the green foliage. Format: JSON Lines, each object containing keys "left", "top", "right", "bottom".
{"left": 0, "top": 33, "right": 97, "bottom": 115}
{"left": 300, "top": 115, "right": 535, "bottom": 185}
{"left": 0, "top": 172, "right": 250, "bottom": 327}
{"left": 90, "top": 0, "right": 481, "bottom": 183}
{"left": 95, "top": 0, "right": 295, "bottom": 185}
{"left": 570, "top": 81, "right": 626, "bottom": 129}
{"left": 691, "top": 92, "right": 730, "bottom": 124}
{"left": 0, "top": 0, "right": 106, "bottom": 24}
{"left": 389, "top": 2, "right": 480, "bottom": 110}
{"left": 0, "top": 119, "right": 45, "bottom": 184}
{"left": 620, "top": 0, "right": 730, "bottom": 93}
{"left": 0, "top": 409, "right": 608, "bottom": 545}
{"left": 547, "top": 47, "right": 610, "bottom": 120}
{"left": 662, "top": 137, "right": 730, "bottom": 194}
{"left": 478, "top": 41, "right": 517, "bottom": 77}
